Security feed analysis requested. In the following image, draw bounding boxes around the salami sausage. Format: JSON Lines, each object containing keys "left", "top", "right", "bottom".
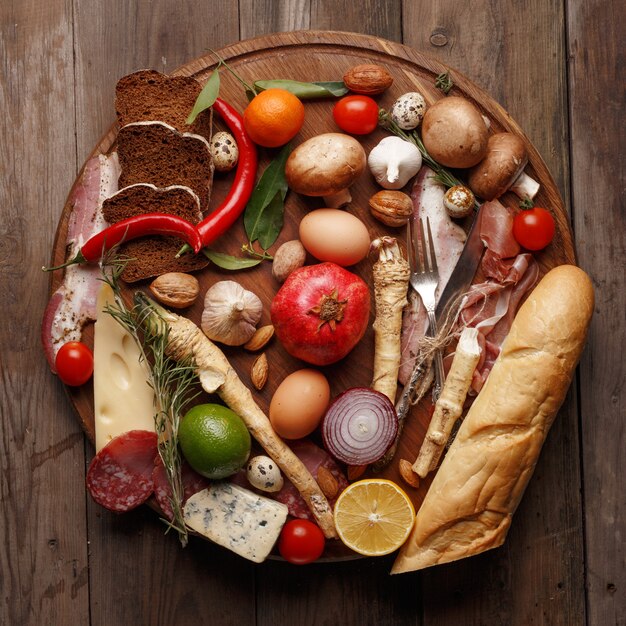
{"left": 86, "top": 430, "right": 158, "bottom": 512}
{"left": 152, "top": 456, "right": 209, "bottom": 520}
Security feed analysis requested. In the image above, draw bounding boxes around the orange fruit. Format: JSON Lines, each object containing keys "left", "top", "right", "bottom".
{"left": 243, "top": 88, "right": 305, "bottom": 148}
{"left": 179, "top": 404, "right": 251, "bottom": 479}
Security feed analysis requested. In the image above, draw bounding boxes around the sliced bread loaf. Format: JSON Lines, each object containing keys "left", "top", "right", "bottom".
{"left": 115, "top": 69, "right": 213, "bottom": 141}
{"left": 102, "top": 183, "right": 208, "bottom": 282}
{"left": 116, "top": 121, "right": 213, "bottom": 214}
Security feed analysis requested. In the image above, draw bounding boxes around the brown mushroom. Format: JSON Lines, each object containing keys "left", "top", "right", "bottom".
{"left": 421, "top": 97, "right": 489, "bottom": 169}
{"left": 467, "top": 132, "right": 540, "bottom": 201}
{"left": 285, "top": 133, "right": 366, "bottom": 207}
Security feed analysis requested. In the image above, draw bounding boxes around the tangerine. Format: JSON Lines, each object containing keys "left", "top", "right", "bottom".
{"left": 243, "top": 88, "right": 305, "bottom": 148}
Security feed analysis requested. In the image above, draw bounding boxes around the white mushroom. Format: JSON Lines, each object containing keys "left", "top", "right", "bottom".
{"left": 467, "top": 132, "right": 540, "bottom": 201}
{"left": 421, "top": 96, "right": 489, "bottom": 168}
{"left": 209, "top": 131, "right": 239, "bottom": 172}
{"left": 390, "top": 92, "right": 427, "bottom": 130}
{"left": 246, "top": 455, "right": 284, "bottom": 493}
{"left": 285, "top": 133, "right": 366, "bottom": 207}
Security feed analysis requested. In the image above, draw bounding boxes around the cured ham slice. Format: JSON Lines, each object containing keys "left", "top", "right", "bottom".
{"left": 399, "top": 168, "right": 466, "bottom": 384}
{"left": 41, "top": 153, "right": 119, "bottom": 371}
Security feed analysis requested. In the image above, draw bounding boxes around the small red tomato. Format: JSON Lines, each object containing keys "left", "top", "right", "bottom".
{"left": 278, "top": 519, "right": 325, "bottom": 564}
{"left": 512, "top": 207, "right": 556, "bottom": 251}
{"left": 55, "top": 341, "right": 94, "bottom": 386}
{"left": 333, "top": 95, "right": 379, "bottom": 135}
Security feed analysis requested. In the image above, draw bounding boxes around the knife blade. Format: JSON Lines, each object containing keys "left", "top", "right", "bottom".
{"left": 434, "top": 204, "right": 485, "bottom": 324}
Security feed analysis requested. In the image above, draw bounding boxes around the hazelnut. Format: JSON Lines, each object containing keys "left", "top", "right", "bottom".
{"left": 368, "top": 190, "right": 413, "bottom": 227}
{"left": 149, "top": 272, "right": 200, "bottom": 309}
{"left": 343, "top": 64, "right": 393, "bottom": 95}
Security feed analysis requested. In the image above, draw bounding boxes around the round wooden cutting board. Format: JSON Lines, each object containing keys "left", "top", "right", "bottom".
{"left": 48, "top": 31, "right": 575, "bottom": 561}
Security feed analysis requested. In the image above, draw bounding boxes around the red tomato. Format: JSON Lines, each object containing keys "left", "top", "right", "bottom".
{"left": 278, "top": 519, "right": 325, "bottom": 564}
{"left": 55, "top": 341, "right": 94, "bottom": 386}
{"left": 512, "top": 207, "right": 556, "bottom": 251}
{"left": 333, "top": 95, "right": 379, "bottom": 135}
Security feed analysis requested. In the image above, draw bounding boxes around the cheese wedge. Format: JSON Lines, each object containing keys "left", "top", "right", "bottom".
{"left": 93, "top": 283, "right": 155, "bottom": 451}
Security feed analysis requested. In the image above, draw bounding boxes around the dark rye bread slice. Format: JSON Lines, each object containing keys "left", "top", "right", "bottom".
{"left": 102, "top": 183, "right": 208, "bottom": 282}
{"left": 115, "top": 69, "right": 213, "bottom": 142}
{"left": 117, "top": 121, "right": 213, "bottom": 214}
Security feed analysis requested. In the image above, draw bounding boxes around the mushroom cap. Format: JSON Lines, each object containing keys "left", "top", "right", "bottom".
{"left": 421, "top": 97, "right": 489, "bottom": 168}
{"left": 467, "top": 132, "right": 528, "bottom": 200}
{"left": 285, "top": 133, "right": 366, "bottom": 197}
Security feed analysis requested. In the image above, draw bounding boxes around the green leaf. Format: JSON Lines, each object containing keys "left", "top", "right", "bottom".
{"left": 202, "top": 249, "right": 262, "bottom": 270}
{"left": 186, "top": 69, "right": 220, "bottom": 125}
{"left": 244, "top": 143, "right": 292, "bottom": 248}
{"left": 253, "top": 79, "right": 347, "bottom": 100}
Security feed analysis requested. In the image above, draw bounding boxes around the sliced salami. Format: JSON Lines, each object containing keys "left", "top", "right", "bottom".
{"left": 86, "top": 430, "right": 158, "bottom": 513}
{"left": 152, "top": 456, "right": 210, "bottom": 520}
{"left": 272, "top": 439, "right": 348, "bottom": 520}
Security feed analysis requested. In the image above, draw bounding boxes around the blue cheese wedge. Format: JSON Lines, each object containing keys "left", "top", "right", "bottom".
{"left": 184, "top": 483, "right": 288, "bottom": 563}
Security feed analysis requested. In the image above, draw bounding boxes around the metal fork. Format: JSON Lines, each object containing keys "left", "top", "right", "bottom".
{"left": 406, "top": 217, "right": 445, "bottom": 401}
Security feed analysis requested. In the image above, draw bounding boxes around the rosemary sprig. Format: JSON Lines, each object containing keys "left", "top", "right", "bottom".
{"left": 435, "top": 72, "right": 454, "bottom": 95}
{"left": 102, "top": 261, "right": 199, "bottom": 546}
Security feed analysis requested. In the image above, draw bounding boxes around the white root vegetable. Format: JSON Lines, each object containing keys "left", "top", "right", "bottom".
{"left": 370, "top": 237, "right": 410, "bottom": 403}
{"left": 136, "top": 292, "right": 338, "bottom": 539}
{"left": 412, "top": 327, "right": 481, "bottom": 477}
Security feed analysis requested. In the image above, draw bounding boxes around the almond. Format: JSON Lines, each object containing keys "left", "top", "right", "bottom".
{"left": 399, "top": 459, "right": 420, "bottom": 489}
{"left": 272, "top": 240, "right": 306, "bottom": 283}
{"left": 244, "top": 324, "right": 275, "bottom": 351}
{"left": 250, "top": 353, "right": 268, "bottom": 390}
{"left": 149, "top": 272, "right": 200, "bottom": 309}
{"left": 317, "top": 466, "right": 339, "bottom": 499}
{"left": 347, "top": 464, "right": 367, "bottom": 481}
{"left": 343, "top": 64, "right": 393, "bottom": 95}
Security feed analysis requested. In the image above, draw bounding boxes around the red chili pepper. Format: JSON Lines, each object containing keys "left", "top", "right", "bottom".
{"left": 196, "top": 98, "right": 258, "bottom": 247}
{"left": 44, "top": 213, "right": 202, "bottom": 271}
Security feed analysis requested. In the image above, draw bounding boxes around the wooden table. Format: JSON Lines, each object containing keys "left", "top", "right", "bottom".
{"left": 1, "top": 2, "right": 623, "bottom": 624}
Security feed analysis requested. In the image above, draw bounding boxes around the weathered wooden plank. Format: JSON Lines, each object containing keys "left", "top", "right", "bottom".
{"left": 69, "top": 2, "right": 256, "bottom": 624}
{"left": 239, "top": 0, "right": 310, "bottom": 39}
{"left": 0, "top": 1, "right": 91, "bottom": 625}
{"left": 402, "top": 2, "right": 584, "bottom": 624}
{"left": 567, "top": 1, "right": 626, "bottom": 624}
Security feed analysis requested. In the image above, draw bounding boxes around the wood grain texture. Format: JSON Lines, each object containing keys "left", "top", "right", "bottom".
{"left": 402, "top": 2, "right": 585, "bottom": 624}
{"left": 0, "top": 1, "right": 90, "bottom": 625}
{"left": 567, "top": 1, "right": 626, "bottom": 624}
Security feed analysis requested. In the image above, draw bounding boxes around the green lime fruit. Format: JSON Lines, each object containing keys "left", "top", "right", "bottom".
{"left": 179, "top": 404, "right": 251, "bottom": 479}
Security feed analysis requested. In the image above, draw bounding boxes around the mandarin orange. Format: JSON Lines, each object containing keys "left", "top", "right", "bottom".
{"left": 243, "top": 88, "right": 305, "bottom": 148}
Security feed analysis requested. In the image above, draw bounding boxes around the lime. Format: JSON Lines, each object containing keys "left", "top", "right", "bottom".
{"left": 179, "top": 404, "right": 251, "bottom": 479}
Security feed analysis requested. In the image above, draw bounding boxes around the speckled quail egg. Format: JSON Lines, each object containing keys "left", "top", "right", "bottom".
{"left": 443, "top": 184, "right": 475, "bottom": 219}
{"left": 390, "top": 92, "right": 427, "bottom": 130}
{"left": 246, "top": 455, "right": 284, "bottom": 493}
{"left": 209, "top": 131, "right": 239, "bottom": 172}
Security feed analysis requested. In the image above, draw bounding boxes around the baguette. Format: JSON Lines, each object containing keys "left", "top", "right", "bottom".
{"left": 392, "top": 265, "right": 594, "bottom": 574}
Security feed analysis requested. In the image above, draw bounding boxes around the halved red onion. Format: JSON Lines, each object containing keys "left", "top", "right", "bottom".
{"left": 321, "top": 388, "right": 398, "bottom": 465}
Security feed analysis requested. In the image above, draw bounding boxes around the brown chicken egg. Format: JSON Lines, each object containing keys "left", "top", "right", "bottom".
{"left": 299, "top": 209, "right": 370, "bottom": 266}
{"left": 269, "top": 369, "right": 331, "bottom": 439}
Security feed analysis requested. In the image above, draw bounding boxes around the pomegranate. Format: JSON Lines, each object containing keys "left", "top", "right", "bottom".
{"left": 271, "top": 262, "right": 370, "bottom": 366}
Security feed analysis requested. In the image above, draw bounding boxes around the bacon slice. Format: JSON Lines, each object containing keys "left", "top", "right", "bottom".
{"left": 399, "top": 168, "right": 466, "bottom": 384}
{"left": 41, "top": 153, "right": 120, "bottom": 371}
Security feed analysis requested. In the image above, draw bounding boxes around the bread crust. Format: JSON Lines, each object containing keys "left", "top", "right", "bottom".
{"left": 391, "top": 265, "right": 594, "bottom": 574}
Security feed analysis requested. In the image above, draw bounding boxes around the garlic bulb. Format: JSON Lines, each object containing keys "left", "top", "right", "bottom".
{"left": 367, "top": 136, "right": 423, "bottom": 190}
{"left": 201, "top": 280, "right": 263, "bottom": 346}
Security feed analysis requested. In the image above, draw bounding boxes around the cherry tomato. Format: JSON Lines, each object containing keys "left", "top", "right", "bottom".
{"left": 512, "top": 207, "right": 556, "bottom": 251}
{"left": 55, "top": 341, "right": 94, "bottom": 386}
{"left": 332, "top": 95, "right": 379, "bottom": 135}
{"left": 278, "top": 519, "right": 325, "bottom": 564}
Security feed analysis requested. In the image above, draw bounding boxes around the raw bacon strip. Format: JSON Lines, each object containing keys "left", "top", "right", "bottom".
{"left": 271, "top": 439, "right": 348, "bottom": 520}
{"left": 86, "top": 430, "right": 158, "bottom": 513}
{"left": 152, "top": 456, "right": 209, "bottom": 521}
{"left": 42, "top": 153, "right": 120, "bottom": 371}
{"left": 399, "top": 168, "right": 466, "bottom": 384}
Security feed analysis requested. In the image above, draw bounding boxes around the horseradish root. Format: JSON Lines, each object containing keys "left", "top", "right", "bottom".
{"left": 135, "top": 292, "right": 338, "bottom": 539}
{"left": 370, "top": 237, "right": 410, "bottom": 403}
{"left": 412, "top": 327, "right": 481, "bottom": 477}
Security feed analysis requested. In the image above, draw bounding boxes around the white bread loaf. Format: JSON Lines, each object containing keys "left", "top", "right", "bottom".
{"left": 392, "top": 265, "right": 594, "bottom": 574}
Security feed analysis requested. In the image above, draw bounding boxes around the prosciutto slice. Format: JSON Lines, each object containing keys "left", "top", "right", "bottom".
{"left": 41, "top": 153, "right": 120, "bottom": 371}
{"left": 399, "top": 168, "right": 466, "bottom": 384}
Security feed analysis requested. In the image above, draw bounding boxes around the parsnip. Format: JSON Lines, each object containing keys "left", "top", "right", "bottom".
{"left": 136, "top": 292, "right": 338, "bottom": 539}
{"left": 371, "top": 237, "right": 410, "bottom": 403}
{"left": 412, "top": 327, "right": 481, "bottom": 478}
